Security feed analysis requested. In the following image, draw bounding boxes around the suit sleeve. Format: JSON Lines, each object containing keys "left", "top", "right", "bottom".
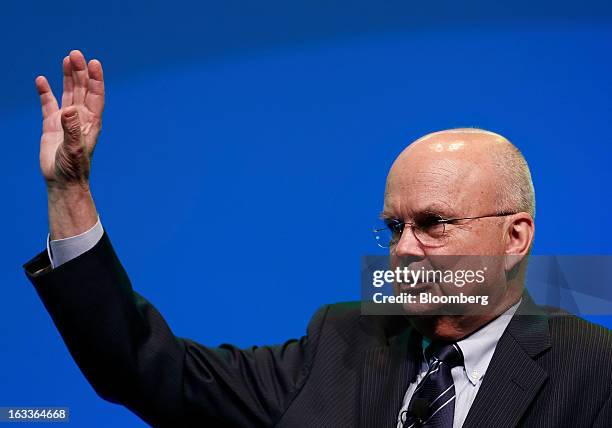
{"left": 23, "top": 232, "right": 328, "bottom": 427}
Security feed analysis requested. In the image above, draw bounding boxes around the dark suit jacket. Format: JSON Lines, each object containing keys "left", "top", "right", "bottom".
{"left": 24, "top": 232, "right": 612, "bottom": 427}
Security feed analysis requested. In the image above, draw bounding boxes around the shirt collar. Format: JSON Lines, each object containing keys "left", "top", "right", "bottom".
{"left": 421, "top": 299, "right": 522, "bottom": 386}
{"left": 458, "top": 299, "right": 522, "bottom": 385}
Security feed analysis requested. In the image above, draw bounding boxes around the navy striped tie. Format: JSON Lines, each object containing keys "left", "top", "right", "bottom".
{"left": 401, "top": 341, "right": 464, "bottom": 428}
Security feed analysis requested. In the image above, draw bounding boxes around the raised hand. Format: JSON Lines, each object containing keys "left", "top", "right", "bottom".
{"left": 35, "top": 50, "right": 104, "bottom": 240}
{"left": 35, "top": 50, "right": 105, "bottom": 191}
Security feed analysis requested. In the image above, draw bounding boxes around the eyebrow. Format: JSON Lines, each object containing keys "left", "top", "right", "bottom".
{"left": 379, "top": 211, "right": 395, "bottom": 220}
{"left": 380, "top": 204, "right": 457, "bottom": 220}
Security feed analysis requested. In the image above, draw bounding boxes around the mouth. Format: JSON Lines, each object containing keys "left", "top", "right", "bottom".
{"left": 397, "top": 281, "right": 436, "bottom": 293}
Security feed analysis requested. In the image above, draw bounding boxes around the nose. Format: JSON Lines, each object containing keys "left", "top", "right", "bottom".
{"left": 393, "top": 225, "right": 426, "bottom": 258}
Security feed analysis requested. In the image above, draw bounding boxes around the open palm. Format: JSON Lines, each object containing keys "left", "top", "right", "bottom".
{"left": 35, "top": 50, "right": 104, "bottom": 188}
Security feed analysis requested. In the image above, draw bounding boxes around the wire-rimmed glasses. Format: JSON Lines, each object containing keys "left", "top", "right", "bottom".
{"left": 373, "top": 212, "right": 517, "bottom": 248}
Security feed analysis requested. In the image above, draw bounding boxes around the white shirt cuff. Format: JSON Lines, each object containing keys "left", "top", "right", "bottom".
{"left": 47, "top": 217, "right": 104, "bottom": 269}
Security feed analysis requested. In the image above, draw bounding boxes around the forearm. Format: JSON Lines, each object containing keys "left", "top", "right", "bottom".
{"left": 47, "top": 186, "right": 98, "bottom": 240}
{"left": 25, "top": 229, "right": 313, "bottom": 427}
{"left": 24, "top": 233, "right": 187, "bottom": 426}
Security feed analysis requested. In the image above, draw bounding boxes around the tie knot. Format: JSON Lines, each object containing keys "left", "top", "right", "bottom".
{"left": 425, "top": 341, "right": 464, "bottom": 368}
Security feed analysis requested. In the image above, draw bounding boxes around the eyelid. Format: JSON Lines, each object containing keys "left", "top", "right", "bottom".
{"left": 418, "top": 213, "right": 446, "bottom": 223}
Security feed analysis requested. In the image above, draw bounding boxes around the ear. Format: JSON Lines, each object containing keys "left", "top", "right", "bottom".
{"left": 504, "top": 213, "right": 535, "bottom": 272}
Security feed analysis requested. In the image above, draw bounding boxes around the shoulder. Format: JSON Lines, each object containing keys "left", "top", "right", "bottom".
{"left": 318, "top": 301, "right": 362, "bottom": 321}
{"left": 305, "top": 302, "right": 405, "bottom": 349}
{"left": 305, "top": 301, "right": 362, "bottom": 335}
{"left": 546, "top": 311, "right": 612, "bottom": 356}
{"left": 308, "top": 301, "right": 387, "bottom": 331}
{"left": 540, "top": 310, "right": 612, "bottom": 387}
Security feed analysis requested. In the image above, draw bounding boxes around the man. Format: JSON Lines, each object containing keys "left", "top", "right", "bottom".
{"left": 25, "top": 50, "right": 611, "bottom": 427}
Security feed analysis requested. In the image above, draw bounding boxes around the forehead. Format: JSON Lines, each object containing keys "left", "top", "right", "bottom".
{"left": 384, "top": 135, "right": 500, "bottom": 217}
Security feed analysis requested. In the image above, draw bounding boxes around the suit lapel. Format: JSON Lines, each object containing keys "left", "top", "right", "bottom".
{"left": 462, "top": 292, "right": 552, "bottom": 428}
{"left": 359, "top": 316, "right": 421, "bottom": 428}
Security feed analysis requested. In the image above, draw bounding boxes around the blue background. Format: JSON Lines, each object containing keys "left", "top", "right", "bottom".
{"left": 2, "top": 1, "right": 611, "bottom": 426}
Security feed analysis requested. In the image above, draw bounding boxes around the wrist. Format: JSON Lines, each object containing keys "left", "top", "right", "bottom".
{"left": 47, "top": 184, "right": 98, "bottom": 240}
{"left": 46, "top": 180, "right": 91, "bottom": 200}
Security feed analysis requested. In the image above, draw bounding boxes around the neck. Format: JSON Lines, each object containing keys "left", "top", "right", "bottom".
{"left": 408, "top": 293, "right": 522, "bottom": 341}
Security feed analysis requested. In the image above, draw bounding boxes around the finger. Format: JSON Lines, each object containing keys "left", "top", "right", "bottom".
{"left": 59, "top": 106, "right": 88, "bottom": 182}
{"left": 61, "top": 56, "right": 74, "bottom": 107}
{"left": 69, "top": 50, "right": 89, "bottom": 104}
{"left": 35, "top": 75, "right": 59, "bottom": 119}
{"left": 85, "top": 59, "right": 105, "bottom": 116}
{"left": 61, "top": 106, "right": 82, "bottom": 148}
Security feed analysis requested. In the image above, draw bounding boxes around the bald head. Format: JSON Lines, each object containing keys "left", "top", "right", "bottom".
{"left": 388, "top": 128, "right": 535, "bottom": 219}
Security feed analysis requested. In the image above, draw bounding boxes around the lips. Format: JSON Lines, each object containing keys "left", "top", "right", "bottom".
{"left": 398, "top": 282, "right": 435, "bottom": 293}
{"left": 397, "top": 272, "right": 429, "bottom": 287}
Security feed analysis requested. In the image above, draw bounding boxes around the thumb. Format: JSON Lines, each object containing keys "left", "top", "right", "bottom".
{"left": 56, "top": 106, "right": 90, "bottom": 184}
{"left": 61, "top": 106, "right": 82, "bottom": 147}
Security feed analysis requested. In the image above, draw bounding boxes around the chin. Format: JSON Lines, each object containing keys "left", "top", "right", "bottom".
{"left": 395, "top": 284, "right": 447, "bottom": 315}
{"left": 401, "top": 299, "right": 447, "bottom": 316}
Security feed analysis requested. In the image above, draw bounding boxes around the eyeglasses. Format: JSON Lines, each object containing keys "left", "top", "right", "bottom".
{"left": 373, "top": 212, "right": 517, "bottom": 248}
